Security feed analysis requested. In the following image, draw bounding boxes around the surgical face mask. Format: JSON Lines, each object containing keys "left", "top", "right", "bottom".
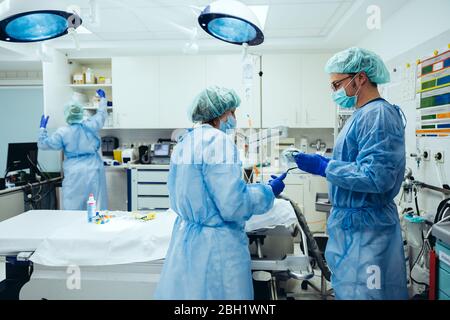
{"left": 332, "top": 74, "right": 361, "bottom": 109}
{"left": 219, "top": 115, "right": 236, "bottom": 133}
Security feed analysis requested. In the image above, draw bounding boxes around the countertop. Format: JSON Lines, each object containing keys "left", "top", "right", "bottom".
{"left": 0, "top": 177, "right": 62, "bottom": 196}
{"left": 104, "top": 163, "right": 170, "bottom": 170}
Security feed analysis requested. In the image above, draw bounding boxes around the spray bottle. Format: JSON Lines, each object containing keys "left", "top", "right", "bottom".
{"left": 87, "top": 193, "right": 96, "bottom": 223}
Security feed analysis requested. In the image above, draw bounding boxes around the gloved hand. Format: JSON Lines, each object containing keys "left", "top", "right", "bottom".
{"left": 294, "top": 153, "right": 329, "bottom": 177}
{"left": 317, "top": 154, "right": 331, "bottom": 164}
{"left": 268, "top": 172, "right": 287, "bottom": 197}
{"left": 40, "top": 115, "right": 49, "bottom": 129}
{"left": 96, "top": 89, "right": 106, "bottom": 98}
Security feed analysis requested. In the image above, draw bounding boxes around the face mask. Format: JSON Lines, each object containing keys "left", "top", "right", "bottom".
{"left": 219, "top": 115, "right": 236, "bottom": 133}
{"left": 332, "top": 74, "right": 361, "bottom": 109}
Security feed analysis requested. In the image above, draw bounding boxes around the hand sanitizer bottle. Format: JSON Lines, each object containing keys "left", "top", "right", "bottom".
{"left": 87, "top": 193, "right": 96, "bottom": 223}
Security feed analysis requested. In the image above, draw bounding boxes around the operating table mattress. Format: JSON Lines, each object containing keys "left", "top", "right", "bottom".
{"left": 0, "top": 199, "right": 297, "bottom": 267}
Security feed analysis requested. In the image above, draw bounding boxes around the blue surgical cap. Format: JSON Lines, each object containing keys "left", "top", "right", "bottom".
{"left": 188, "top": 86, "right": 241, "bottom": 123}
{"left": 64, "top": 101, "right": 84, "bottom": 125}
{"left": 325, "top": 47, "right": 390, "bottom": 84}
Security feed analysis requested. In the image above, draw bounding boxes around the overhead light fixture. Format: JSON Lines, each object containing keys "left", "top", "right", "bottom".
{"left": 198, "top": 0, "right": 264, "bottom": 46}
{"left": 0, "top": 10, "right": 82, "bottom": 42}
{"left": 76, "top": 25, "right": 92, "bottom": 34}
{"left": 248, "top": 5, "right": 268, "bottom": 30}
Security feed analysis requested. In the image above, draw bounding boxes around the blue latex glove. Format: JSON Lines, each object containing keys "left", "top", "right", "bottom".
{"left": 268, "top": 172, "right": 287, "bottom": 197}
{"left": 39, "top": 115, "right": 49, "bottom": 129}
{"left": 294, "top": 153, "right": 328, "bottom": 177}
{"left": 96, "top": 89, "right": 106, "bottom": 98}
{"left": 317, "top": 154, "right": 331, "bottom": 164}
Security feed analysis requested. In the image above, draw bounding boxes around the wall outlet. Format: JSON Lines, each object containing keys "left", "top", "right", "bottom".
{"left": 423, "top": 149, "right": 431, "bottom": 161}
{"left": 434, "top": 150, "right": 445, "bottom": 163}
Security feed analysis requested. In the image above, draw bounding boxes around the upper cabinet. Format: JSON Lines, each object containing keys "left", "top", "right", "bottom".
{"left": 43, "top": 52, "right": 115, "bottom": 129}
{"left": 44, "top": 53, "right": 335, "bottom": 130}
{"left": 42, "top": 49, "right": 76, "bottom": 130}
{"left": 112, "top": 57, "right": 160, "bottom": 129}
{"left": 300, "top": 54, "right": 335, "bottom": 128}
{"left": 159, "top": 56, "right": 206, "bottom": 129}
{"left": 262, "top": 54, "right": 302, "bottom": 128}
{"left": 206, "top": 55, "right": 260, "bottom": 129}
{"left": 262, "top": 53, "right": 335, "bottom": 128}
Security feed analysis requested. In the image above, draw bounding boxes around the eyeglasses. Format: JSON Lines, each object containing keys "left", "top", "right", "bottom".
{"left": 330, "top": 75, "right": 355, "bottom": 91}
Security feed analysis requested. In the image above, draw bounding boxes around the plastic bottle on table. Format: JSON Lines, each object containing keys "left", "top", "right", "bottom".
{"left": 87, "top": 193, "right": 96, "bottom": 223}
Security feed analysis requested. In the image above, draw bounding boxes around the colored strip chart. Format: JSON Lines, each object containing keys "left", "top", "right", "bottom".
{"left": 416, "top": 49, "right": 450, "bottom": 137}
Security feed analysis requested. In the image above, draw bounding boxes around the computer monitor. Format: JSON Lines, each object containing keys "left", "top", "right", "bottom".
{"left": 6, "top": 142, "right": 38, "bottom": 174}
{"left": 154, "top": 143, "right": 170, "bottom": 157}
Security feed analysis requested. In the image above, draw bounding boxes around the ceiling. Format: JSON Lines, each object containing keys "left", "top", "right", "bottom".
{"left": 0, "top": 0, "right": 410, "bottom": 64}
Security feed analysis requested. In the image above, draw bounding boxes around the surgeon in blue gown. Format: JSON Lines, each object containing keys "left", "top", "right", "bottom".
{"left": 38, "top": 89, "right": 108, "bottom": 210}
{"left": 294, "top": 48, "right": 408, "bottom": 300}
{"left": 154, "top": 86, "right": 286, "bottom": 300}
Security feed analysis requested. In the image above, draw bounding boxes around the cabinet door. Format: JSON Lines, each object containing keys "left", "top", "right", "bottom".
{"left": 300, "top": 54, "right": 335, "bottom": 128}
{"left": 206, "top": 55, "right": 260, "bottom": 129}
{"left": 112, "top": 57, "right": 160, "bottom": 128}
{"left": 159, "top": 56, "right": 206, "bottom": 128}
{"left": 262, "top": 54, "right": 301, "bottom": 128}
{"left": 302, "top": 174, "right": 329, "bottom": 233}
{"left": 42, "top": 49, "right": 74, "bottom": 129}
{"left": 283, "top": 184, "right": 304, "bottom": 212}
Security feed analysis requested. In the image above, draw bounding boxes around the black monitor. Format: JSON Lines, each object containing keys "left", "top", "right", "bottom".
{"left": 6, "top": 142, "right": 38, "bottom": 174}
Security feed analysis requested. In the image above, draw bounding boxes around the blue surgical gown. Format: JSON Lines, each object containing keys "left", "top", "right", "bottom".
{"left": 154, "top": 124, "right": 275, "bottom": 300}
{"left": 38, "top": 106, "right": 108, "bottom": 211}
{"left": 325, "top": 98, "right": 408, "bottom": 300}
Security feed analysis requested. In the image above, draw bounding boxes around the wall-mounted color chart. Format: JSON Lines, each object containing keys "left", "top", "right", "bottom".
{"left": 416, "top": 49, "right": 450, "bottom": 137}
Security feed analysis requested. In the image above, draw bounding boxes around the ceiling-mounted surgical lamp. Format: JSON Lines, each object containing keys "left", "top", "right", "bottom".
{"left": 0, "top": 10, "right": 81, "bottom": 42}
{"left": 198, "top": 0, "right": 264, "bottom": 46}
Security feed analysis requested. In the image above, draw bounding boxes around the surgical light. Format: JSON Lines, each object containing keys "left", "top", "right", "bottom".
{"left": 198, "top": 0, "right": 264, "bottom": 46}
{"left": 0, "top": 10, "right": 82, "bottom": 42}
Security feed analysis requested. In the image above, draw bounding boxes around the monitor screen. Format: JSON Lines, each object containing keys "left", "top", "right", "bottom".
{"left": 6, "top": 142, "right": 38, "bottom": 172}
{"left": 154, "top": 144, "right": 169, "bottom": 157}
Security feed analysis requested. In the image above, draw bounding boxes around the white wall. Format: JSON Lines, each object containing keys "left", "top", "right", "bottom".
{"left": 0, "top": 87, "right": 61, "bottom": 173}
{"left": 356, "top": 0, "right": 450, "bottom": 217}
{"left": 388, "top": 30, "right": 450, "bottom": 215}
{"left": 357, "top": 0, "right": 450, "bottom": 62}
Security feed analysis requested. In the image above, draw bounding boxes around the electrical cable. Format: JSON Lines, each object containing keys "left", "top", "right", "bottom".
{"left": 414, "top": 185, "right": 420, "bottom": 215}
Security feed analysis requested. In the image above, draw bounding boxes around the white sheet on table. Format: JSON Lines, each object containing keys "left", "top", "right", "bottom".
{"left": 0, "top": 210, "right": 79, "bottom": 254}
{"left": 0, "top": 199, "right": 297, "bottom": 267}
{"left": 30, "top": 210, "right": 177, "bottom": 267}
{"left": 245, "top": 198, "right": 298, "bottom": 232}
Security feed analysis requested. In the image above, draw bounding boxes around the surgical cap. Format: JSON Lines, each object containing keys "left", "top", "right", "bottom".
{"left": 64, "top": 101, "right": 84, "bottom": 125}
{"left": 188, "top": 86, "right": 241, "bottom": 123}
{"left": 325, "top": 47, "right": 390, "bottom": 84}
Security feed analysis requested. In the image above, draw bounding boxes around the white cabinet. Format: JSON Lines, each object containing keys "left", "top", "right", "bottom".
{"left": 42, "top": 49, "right": 74, "bottom": 129}
{"left": 112, "top": 57, "right": 160, "bottom": 128}
{"left": 159, "top": 56, "right": 206, "bottom": 128}
{"left": 301, "top": 174, "right": 329, "bottom": 233}
{"left": 128, "top": 165, "right": 170, "bottom": 210}
{"left": 262, "top": 54, "right": 301, "bottom": 128}
{"left": 206, "top": 55, "right": 260, "bottom": 128}
{"left": 300, "top": 54, "right": 335, "bottom": 128}
{"left": 111, "top": 55, "right": 259, "bottom": 129}
{"left": 261, "top": 53, "right": 335, "bottom": 129}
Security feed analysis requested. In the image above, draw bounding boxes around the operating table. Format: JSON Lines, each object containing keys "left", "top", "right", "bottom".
{"left": 0, "top": 199, "right": 329, "bottom": 300}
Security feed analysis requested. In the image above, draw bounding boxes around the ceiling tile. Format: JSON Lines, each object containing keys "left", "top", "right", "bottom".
{"left": 264, "top": 2, "right": 344, "bottom": 30}
{"left": 86, "top": 8, "right": 148, "bottom": 33}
